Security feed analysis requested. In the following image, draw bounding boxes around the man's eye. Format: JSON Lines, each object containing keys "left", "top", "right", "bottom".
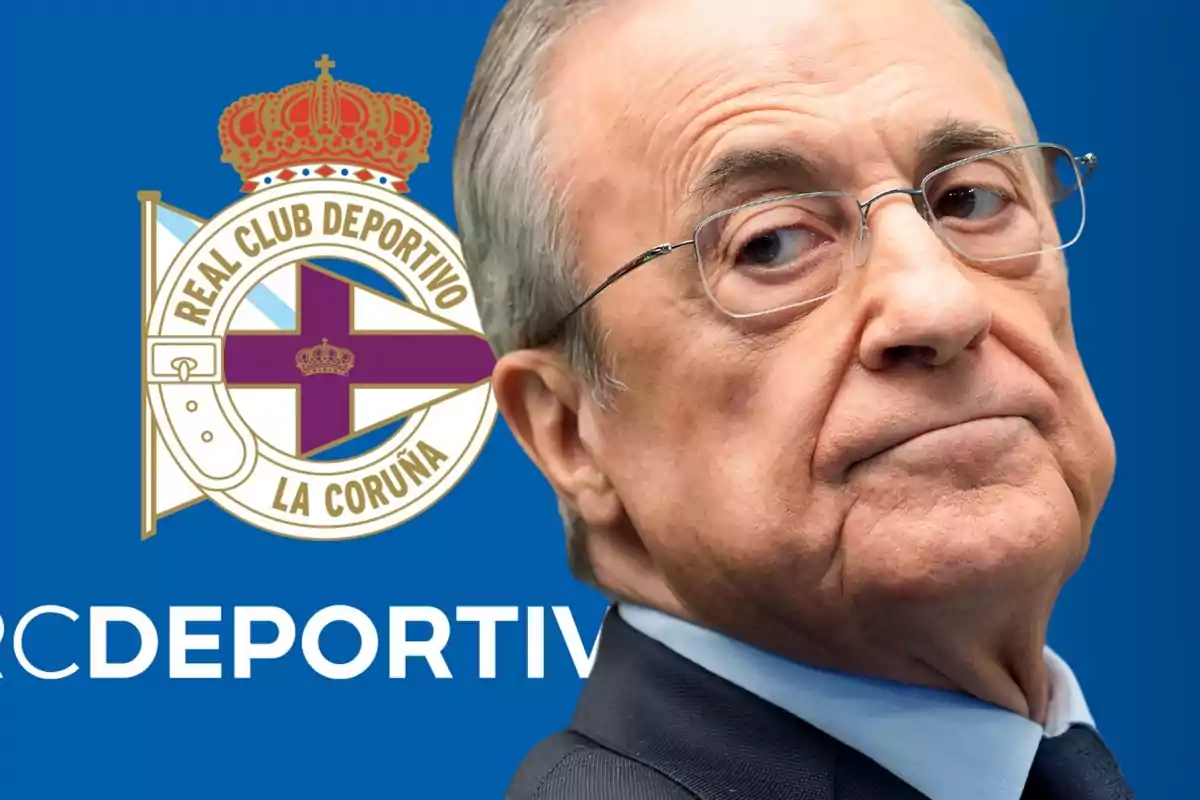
{"left": 933, "top": 186, "right": 1008, "bottom": 221}
{"left": 735, "top": 227, "right": 822, "bottom": 269}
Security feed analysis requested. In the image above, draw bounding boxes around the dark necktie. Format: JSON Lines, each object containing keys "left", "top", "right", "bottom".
{"left": 1022, "top": 724, "right": 1135, "bottom": 799}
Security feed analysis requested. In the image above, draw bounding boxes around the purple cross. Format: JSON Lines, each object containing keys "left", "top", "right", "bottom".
{"left": 224, "top": 266, "right": 496, "bottom": 455}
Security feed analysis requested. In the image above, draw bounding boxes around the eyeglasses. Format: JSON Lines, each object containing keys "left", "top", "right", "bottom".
{"left": 530, "top": 143, "right": 1097, "bottom": 347}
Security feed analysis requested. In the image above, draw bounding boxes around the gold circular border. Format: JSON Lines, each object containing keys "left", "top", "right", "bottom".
{"left": 154, "top": 186, "right": 497, "bottom": 541}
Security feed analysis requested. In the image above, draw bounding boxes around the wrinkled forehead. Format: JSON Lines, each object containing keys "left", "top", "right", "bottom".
{"left": 543, "top": 0, "right": 1021, "bottom": 209}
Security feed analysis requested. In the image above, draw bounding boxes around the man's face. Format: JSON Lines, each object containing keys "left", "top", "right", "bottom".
{"left": 541, "top": 0, "right": 1115, "bottom": 669}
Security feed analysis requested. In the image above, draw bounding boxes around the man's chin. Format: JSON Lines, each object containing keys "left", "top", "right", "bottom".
{"left": 837, "top": 477, "right": 1082, "bottom": 607}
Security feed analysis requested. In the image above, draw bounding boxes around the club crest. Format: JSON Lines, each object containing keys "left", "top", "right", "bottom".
{"left": 140, "top": 56, "right": 498, "bottom": 541}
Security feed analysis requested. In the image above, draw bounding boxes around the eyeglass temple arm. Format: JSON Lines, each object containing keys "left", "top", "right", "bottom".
{"left": 530, "top": 241, "right": 692, "bottom": 347}
{"left": 1078, "top": 152, "right": 1098, "bottom": 184}
{"left": 1050, "top": 152, "right": 1098, "bottom": 206}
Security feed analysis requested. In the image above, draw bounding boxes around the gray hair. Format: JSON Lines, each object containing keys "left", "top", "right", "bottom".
{"left": 452, "top": 0, "right": 1022, "bottom": 582}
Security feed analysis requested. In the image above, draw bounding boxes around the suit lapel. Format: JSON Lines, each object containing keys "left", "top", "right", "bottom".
{"left": 570, "top": 609, "right": 928, "bottom": 800}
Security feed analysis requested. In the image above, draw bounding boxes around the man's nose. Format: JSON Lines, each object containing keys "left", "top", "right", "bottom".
{"left": 857, "top": 206, "right": 992, "bottom": 371}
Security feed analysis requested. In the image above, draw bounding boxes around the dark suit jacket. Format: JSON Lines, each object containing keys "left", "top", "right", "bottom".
{"left": 506, "top": 609, "right": 930, "bottom": 799}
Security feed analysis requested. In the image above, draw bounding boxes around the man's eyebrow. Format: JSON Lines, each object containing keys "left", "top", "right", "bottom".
{"left": 687, "top": 146, "right": 825, "bottom": 208}
{"left": 915, "top": 121, "right": 1019, "bottom": 175}
{"left": 685, "top": 123, "right": 1017, "bottom": 209}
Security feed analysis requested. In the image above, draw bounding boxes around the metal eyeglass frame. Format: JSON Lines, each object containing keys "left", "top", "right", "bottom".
{"left": 528, "top": 143, "right": 1098, "bottom": 348}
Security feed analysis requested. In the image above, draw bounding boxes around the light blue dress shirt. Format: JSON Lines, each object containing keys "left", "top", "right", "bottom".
{"left": 619, "top": 603, "right": 1096, "bottom": 800}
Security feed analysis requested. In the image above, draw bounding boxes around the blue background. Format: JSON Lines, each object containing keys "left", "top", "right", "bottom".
{"left": 1, "top": 1, "right": 1195, "bottom": 797}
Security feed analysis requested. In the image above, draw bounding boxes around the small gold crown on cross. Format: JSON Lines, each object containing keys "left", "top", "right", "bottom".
{"left": 295, "top": 338, "right": 355, "bottom": 376}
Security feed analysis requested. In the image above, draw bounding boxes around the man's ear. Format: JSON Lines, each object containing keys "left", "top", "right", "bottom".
{"left": 494, "top": 350, "right": 686, "bottom": 615}
{"left": 491, "top": 349, "right": 621, "bottom": 527}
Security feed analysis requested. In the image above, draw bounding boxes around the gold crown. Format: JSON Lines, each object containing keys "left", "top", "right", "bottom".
{"left": 295, "top": 338, "right": 355, "bottom": 377}
{"left": 218, "top": 55, "right": 432, "bottom": 191}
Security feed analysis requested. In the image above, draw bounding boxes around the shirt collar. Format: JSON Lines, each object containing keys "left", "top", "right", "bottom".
{"left": 618, "top": 603, "right": 1095, "bottom": 800}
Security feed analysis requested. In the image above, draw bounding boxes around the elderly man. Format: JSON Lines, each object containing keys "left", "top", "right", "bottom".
{"left": 454, "top": 0, "right": 1128, "bottom": 797}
